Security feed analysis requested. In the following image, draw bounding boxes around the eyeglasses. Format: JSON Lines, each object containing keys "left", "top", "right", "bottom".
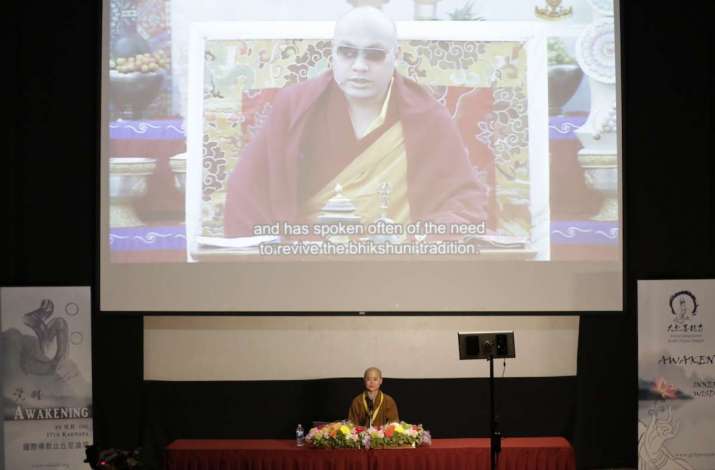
{"left": 335, "top": 45, "right": 390, "bottom": 63}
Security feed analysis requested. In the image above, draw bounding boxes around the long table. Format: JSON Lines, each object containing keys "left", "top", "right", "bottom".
{"left": 166, "top": 437, "right": 575, "bottom": 470}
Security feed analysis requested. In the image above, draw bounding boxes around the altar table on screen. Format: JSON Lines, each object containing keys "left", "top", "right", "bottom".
{"left": 165, "top": 437, "right": 575, "bottom": 470}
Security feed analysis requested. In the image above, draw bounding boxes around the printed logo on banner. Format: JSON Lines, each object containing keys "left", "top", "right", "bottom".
{"left": 667, "top": 291, "right": 704, "bottom": 341}
{"left": 670, "top": 291, "right": 698, "bottom": 323}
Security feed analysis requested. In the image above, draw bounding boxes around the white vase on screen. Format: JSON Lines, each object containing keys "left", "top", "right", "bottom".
{"left": 574, "top": 14, "right": 618, "bottom": 221}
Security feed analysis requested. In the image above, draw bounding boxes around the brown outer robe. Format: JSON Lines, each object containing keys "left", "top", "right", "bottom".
{"left": 347, "top": 391, "right": 399, "bottom": 427}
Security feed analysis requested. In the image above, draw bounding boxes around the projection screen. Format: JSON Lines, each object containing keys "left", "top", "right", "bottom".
{"left": 101, "top": 0, "right": 621, "bottom": 312}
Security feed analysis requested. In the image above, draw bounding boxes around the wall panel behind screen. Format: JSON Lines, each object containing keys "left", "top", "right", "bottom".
{"left": 144, "top": 316, "right": 579, "bottom": 380}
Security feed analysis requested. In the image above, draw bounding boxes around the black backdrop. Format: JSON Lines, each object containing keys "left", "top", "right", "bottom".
{"left": 6, "top": 0, "right": 713, "bottom": 469}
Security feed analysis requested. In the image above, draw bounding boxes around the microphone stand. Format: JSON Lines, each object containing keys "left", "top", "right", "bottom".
{"left": 487, "top": 348, "right": 501, "bottom": 470}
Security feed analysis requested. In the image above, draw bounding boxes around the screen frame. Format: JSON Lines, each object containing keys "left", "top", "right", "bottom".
{"left": 99, "top": 6, "right": 624, "bottom": 315}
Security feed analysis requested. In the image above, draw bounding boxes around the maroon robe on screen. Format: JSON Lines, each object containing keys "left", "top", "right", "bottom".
{"left": 223, "top": 71, "right": 487, "bottom": 237}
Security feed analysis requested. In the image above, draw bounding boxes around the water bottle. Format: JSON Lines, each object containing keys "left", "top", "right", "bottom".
{"left": 296, "top": 424, "right": 305, "bottom": 447}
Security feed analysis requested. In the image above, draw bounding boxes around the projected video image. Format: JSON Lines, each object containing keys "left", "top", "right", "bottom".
{"left": 106, "top": 0, "right": 619, "bottom": 264}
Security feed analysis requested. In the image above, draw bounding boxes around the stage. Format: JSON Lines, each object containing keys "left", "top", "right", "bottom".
{"left": 166, "top": 437, "right": 575, "bottom": 470}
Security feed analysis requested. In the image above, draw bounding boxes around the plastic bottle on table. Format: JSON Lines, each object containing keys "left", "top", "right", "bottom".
{"left": 296, "top": 424, "right": 305, "bottom": 447}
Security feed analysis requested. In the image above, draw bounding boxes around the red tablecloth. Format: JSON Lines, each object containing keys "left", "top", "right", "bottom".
{"left": 166, "top": 438, "right": 575, "bottom": 470}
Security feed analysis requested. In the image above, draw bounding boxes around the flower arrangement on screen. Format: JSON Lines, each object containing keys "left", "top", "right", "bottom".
{"left": 306, "top": 421, "right": 431, "bottom": 449}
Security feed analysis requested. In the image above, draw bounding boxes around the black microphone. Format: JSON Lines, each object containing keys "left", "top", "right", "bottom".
{"left": 365, "top": 392, "right": 373, "bottom": 427}
{"left": 483, "top": 340, "right": 493, "bottom": 356}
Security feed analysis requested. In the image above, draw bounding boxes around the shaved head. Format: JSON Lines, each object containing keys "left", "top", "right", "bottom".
{"left": 334, "top": 7, "right": 397, "bottom": 49}
{"left": 332, "top": 7, "right": 399, "bottom": 106}
{"left": 363, "top": 366, "right": 383, "bottom": 379}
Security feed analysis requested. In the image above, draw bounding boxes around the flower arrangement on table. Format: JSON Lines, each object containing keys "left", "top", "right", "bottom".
{"left": 305, "top": 421, "right": 431, "bottom": 449}
{"left": 305, "top": 421, "right": 363, "bottom": 449}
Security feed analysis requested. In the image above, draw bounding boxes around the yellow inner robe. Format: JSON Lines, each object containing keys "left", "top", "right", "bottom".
{"left": 303, "top": 120, "right": 411, "bottom": 227}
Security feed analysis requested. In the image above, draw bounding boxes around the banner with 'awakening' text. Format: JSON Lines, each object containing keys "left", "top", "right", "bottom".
{"left": 638, "top": 280, "right": 715, "bottom": 470}
{"left": 1, "top": 287, "right": 93, "bottom": 470}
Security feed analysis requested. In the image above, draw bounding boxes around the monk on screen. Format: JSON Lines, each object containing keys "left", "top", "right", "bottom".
{"left": 224, "top": 6, "right": 487, "bottom": 237}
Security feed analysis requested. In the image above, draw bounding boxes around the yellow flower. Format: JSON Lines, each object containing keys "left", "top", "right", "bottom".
{"left": 394, "top": 424, "right": 405, "bottom": 434}
{"left": 340, "top": 424, "right": 350, "bottom": 435}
